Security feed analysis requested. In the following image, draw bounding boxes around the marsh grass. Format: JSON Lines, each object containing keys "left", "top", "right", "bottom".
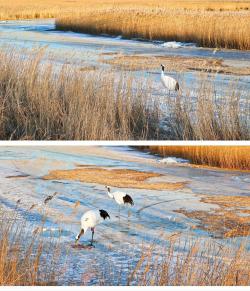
{"left": 1, "top": 0, "right": 249, "bottom": 49}
{"left": 0, "top": 49, "right": 160, "bottom": 140}
{"left": 0, "top": 209, "right": 62, "bottom": 285}
{"left": 0, "top": 48, "right": 249, "bottom": 140}
{"left": 1, "top": 0, "right": 250, "bottom": 21}
{"left": 165, "top": 80, "right": 250, "bottom": 140}
{"left": 127, "top": 238, "right": 250, "bottom": 286}
{"left": 56, "top": 7, "right": 250, "bottom": 50}
{"left": 140, "top": 146, "right": 250, "bottom": 170}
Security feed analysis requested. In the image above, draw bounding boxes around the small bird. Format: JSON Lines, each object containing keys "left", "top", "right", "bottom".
{"left": 44, "top": 192, "right": 58, "bottom": 204}
{"left": 213, "top": 47, "right": 221, "bottom": 54}
{"left": 105, "top": 186, "right": 134, "bottom": 207}
{"left": 29, "top": 203, "right": 37, "bottom": 210}
{"left": 160, "top": 64, "right": 179, "bottom": 91}
{"left": 75, "top": 209, "right": 110, "bottom": 246}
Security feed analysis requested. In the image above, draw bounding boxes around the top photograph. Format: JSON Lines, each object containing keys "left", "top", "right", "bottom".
{"left": 0, "top": 0, "right": 249, "bottom": 140}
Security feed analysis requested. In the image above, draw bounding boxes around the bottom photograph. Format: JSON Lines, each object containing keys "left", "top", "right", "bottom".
{"left": 0, "top": 145, "right": 249, "bottom": 286}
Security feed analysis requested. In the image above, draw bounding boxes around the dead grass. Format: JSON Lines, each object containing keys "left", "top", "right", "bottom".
{"left": 0, "top": 48, "right": 249, "bottom": 140}
{"left": 0, "top": 48, "right": 160, "bottom": 140}
{"left": 1, "top": 0, "right": 250, "bottom": 21}
{"left": 56, "top": 7, "right": 250, "bottom": 50}
{"left": 163, "top": 86, "right": 250, "bottom": 140}
{"left": 102, "top": 54, "right": 250, "bottom": 76}
{"left": 176, "top": 195, "right": 250, "bottom": 238}
{"left": 0, "top": 210, "right": 62, "bottom": 285}
{"left": 141, "top": 146, "right": 250, "bottom": 170}
{"left": 126, "top": 238, "right": 250, "bottom": 285}
{"left": 43, "top": 167, "right": 187, "bottom": 190}
{"left": 0, "top": 0, "right": 249, "bottom": 49}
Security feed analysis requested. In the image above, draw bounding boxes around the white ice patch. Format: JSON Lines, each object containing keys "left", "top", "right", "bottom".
{"left": 158, "top": 157, "right": 189, "bottom": 164}
{"left": 161, "top": 41, "right": 195, "bottom": 48}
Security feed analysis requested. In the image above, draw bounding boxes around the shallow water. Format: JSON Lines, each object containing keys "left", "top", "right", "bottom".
{"left": 0, "top": 146, "right": 249, "bottom": 284}
{"left": 0, "top": 19, "right": 250, "bottom": 97}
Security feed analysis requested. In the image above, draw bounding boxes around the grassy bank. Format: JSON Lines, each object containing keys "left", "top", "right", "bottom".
{"left": 56, "top": 8, "right": 250, "bottom": 50}
{"left": 0, "top": 1, "right": 249, "bottom": 50}
{"left": 140, "top": 146, "right": 250, "bottom": 170}
{"left": 0, "top": 48, "right": 249, "bottom": 140}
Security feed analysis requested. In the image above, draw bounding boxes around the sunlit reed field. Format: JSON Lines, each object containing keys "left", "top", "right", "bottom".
{"left": 1, "top": 209, "right": 249, "bottom": 286}
{"left": 1, "top": 0, "right": 250, "bottom": 20}
{"left": 56, "top": 8, "right": 250, "bottom": 50}
{"left": 0, "top": 0, "right": 249, "bottom": 50}
{"left": 140, "top": 146, "right": 250, "bottom": 170}
{"left": 0, "top": 49, "right": 249, "bottom": 140}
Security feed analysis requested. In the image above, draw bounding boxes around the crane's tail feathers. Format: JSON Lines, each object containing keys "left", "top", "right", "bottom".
{"left": 99, "top": 209, "right": 110, "bottom": 219}
{"left": 175, "top": 82, "right": 180, "bottom": 91}
{"left": 123, "top": 194, "right": 134, "bottom": 206}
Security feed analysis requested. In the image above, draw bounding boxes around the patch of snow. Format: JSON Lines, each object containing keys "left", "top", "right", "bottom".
{"left": 158, "top": 157, "right": 189, "bottom": 164}
{"left": 160, "top": 41, "right": 196, "bottom": 48}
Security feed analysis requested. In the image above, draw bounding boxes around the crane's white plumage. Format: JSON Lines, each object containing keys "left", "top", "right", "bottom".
{"left": 160, "top": 64, "right": 179, "bottom": 91}
{"left": 75, "top": 209, "right": 110, "bottom": 245}
{"left": 105, "top": 186, "right": 134, "bottom": 206}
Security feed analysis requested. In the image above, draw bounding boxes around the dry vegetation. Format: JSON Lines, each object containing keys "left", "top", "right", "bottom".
{"left": 0, "top": 1, "right": 249, "bottom": 50}
{"left": 43, "top": 166, "right": 186, "bottom": 190}
{"left": 0, "top": 210, "right": 62, "bottom": 285}
{"left": 56, "top": 7, "right": 250, "bottom": 50}
{"left": 141, "top": 146, "right": 250, "bottom": 170}
{"left": 0, "top": 48, "right": 249, "bottom": 140}
{"left": 102, "top": 54, "right": 250, "bottom": 76}
{"left": 125, "top": 238, "right": 250, "bottom": 286}
{"left": 0, "top": 49, "right": 160, "bottom": 140}
{"left": 176, "top": 195, "right": 250, "bottom": 238}
{"left": 1, "top": 0, "right": 250, "bottom": 20}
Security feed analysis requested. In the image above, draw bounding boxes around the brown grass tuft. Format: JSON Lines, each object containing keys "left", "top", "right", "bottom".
{"left": 43, "top": 167, "right": 187, "bottom": 190}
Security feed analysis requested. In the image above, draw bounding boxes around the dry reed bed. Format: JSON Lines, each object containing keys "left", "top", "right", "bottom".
{"left": 140, "top": 146, "right": 250, "bottom": 170}
{"left": 56, "top": 8, "right": 250, "bottom": 50}
{"left": 0, "top": 210, "right": 62, "bottom": 285}
{"left": 0, "top": 48, "right": 249, "bottom": 140}
{"left": 1, "top": 0, "right": 250, "bottom": 20}
{"left": 0, "top": 49, "right": 160, "bottom": 140}
{"left": 1, "top": 0, "right": 249, "bottom": 49}
{"left": 125, "top": 238, "right": 250, "bottom": 286}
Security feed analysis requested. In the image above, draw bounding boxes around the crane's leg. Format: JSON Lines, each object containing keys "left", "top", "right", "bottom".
{"left": 90, "top": 227, "right": 95, "bottom": 247}
{"left": 118, "top": 205, "right": 121, "bottom": 223}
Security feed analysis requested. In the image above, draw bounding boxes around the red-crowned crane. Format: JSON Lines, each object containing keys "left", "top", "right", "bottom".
{"left": 105, "top": 186, "right": 134, "bottom": 208}
{"left": 160, "top": 64, "right": 179, "bottom": 91}
{"left": 75, "top": 209, "right": 110, "bottom": 246}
